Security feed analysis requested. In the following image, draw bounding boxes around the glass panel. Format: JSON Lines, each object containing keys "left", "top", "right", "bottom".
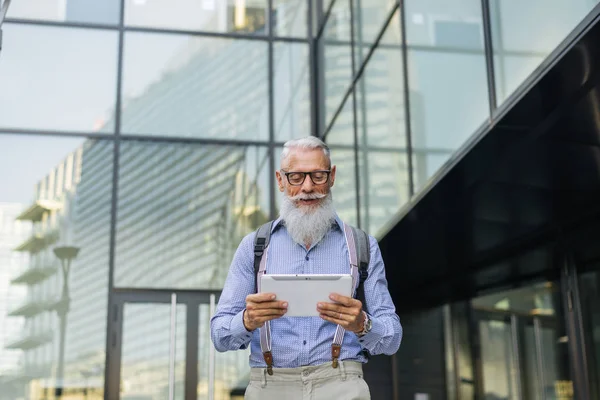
{"left": 490, "top": 0, "right": 600, "bottom": 103}
{"left": 352, "top": 0, "right": 397, "bottom": 67}
{"left": 125, "top": 0, "right": 268, "bottom": 34}
{"left": 479, "top": 320, "right": 517, "bottom": 399}
{"left": 120, "top": 303, "right": 186, "bottom": 400}
{"left": 325, "top": 96, "right": 357, "bottom": 226}
{"left": 273, "top": 42, "right": 311, "bottom": 141}
{"left": 121, "top": 32, "right": 269, "bottom": 140}
{"left": 405, "top": 0, "right": 484, "bottom": 48}
{"left": 198, "top": 304, "right": 249, "bottom": 399}
{"left": 523, "top": 324, "right": 541, "bottom": 400}
{"left": 273, "top": 0, "right": 307, "bottom": 37}
{"left": 579, "top": 270, "right": 600, "bottom": 399}
{"left": 7, "top": 0, "right": 121, "bottom": 25}
{"left": 412, "top": 150, "right": 453, "bottom": 190}
{"left": 0, "top": 24, "right": 118, "bottom": 133}
{"left": 494, "top": 54, "right": 547, "bottom": 104}
{"left": 323, "top": 0, "right": 352, "bottom": 128}
{"left": 0, "top": 135, "right": 112, "bottom": 399}
{"left": 355, "top": 10, "right": 409, "bottom": 236}
{"left": 407, "top": 48, "right": 488, "bottom": 189}
{"left": 115, "top": 142, "right": 271, "bottom": 289}
{"left": 357, "top": 151, "right": 409, "bottom": 237}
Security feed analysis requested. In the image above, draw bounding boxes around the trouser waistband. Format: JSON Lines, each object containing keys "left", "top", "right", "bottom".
{"left": 250, "top": 361, "right": 363, "bottom": 383}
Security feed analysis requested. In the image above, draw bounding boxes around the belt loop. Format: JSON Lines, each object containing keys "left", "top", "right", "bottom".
{"left": 261, "top": 368, "right": 267, "bottom": 388}
{"left": 339, "top": 360, "right": 347, "bottom": 381}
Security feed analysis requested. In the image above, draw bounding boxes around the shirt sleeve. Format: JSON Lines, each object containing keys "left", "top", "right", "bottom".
{"left": 355, "top": 236, "right": 403, "bottom": 355}
{"left": 210, "top": 233, "right": 256, "bottom": 352}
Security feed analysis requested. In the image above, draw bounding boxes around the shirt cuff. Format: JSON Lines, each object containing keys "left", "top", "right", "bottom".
{"left": 230, "top": 309, "right": 253, "bottom": 349}
{"left": 356, "top": 314, "right": 385, "bottom": 350}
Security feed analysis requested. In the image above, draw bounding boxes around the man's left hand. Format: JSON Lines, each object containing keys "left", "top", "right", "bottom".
{"left": 317, "top": 294, "right": 365, "bottom": 333}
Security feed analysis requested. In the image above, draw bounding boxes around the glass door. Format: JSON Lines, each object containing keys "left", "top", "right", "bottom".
{"left": 106, "top": 290, "right": 222, "bottom": 400}
{"left": 473, "top": 281, "right": 574, "bottom": 400}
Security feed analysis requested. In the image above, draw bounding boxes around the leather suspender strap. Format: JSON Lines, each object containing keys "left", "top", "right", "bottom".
{"left": 331, "top": 223, "right": 361, "bottom": 367}
{"left": 255, "top": 226, "right": 274, "bottom": 375}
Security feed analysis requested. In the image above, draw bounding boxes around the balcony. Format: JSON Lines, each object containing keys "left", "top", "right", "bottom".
{"left": 1, "top": 363, "right": 53, "bottom": 383}
{"left": 11, "top": 264, "right": 58, "bottom": 285}
{"left": 5, "top": 331, "right": 53, "bottom": 350}
{"left": 8, "top": 298, "right": 52, "bottom": 318}
{"left": 16, "top": 199, "right": 62, "bottom": 222}
{"left": 13, "top": 229, "right": 59, "bottom": 254}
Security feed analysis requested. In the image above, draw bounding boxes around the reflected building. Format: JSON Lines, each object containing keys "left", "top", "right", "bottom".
{"left": 0, "top": 203, "right": 31, "bottom": 400}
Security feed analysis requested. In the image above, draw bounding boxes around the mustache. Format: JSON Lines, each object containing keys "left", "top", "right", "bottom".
{"left": 288, "top": 192, "right": 327, "bottom": 201}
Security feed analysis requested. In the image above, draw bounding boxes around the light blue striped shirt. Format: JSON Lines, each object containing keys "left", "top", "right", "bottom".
{"left": 210, "top": 215, "right": 402, "bottom": 368}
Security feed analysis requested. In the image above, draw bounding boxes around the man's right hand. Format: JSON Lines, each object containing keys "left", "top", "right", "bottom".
{"left": 243, "top": 293, "right": 288, "bottom": 331}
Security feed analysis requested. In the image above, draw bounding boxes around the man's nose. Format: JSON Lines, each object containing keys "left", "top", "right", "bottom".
{"left": 301, "top": 175, "right": 314, "bottom": 192}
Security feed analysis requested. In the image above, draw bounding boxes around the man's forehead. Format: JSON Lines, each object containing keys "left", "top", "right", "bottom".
{"left": 281, "top": 148, "right": 329, "bottom": 168}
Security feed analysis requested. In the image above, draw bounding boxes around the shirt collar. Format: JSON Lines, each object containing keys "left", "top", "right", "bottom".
{"left": 270, "top": 213, "right": 343, "bottom": 233}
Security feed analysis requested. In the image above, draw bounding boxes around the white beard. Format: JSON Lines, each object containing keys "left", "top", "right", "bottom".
{"left": 280, "top": 191, "right": 336, "bottom": 247}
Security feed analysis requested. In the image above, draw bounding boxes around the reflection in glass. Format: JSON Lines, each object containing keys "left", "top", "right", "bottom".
{"left": 115, "top": 142, "right": 271, "bottom": 289}
{"left": 354, "top": 10, "right": 409, "bottom": 236}
{"left": 198, "top": 304, "right": 249, "bottom": 399}
{"left": 322, "top": 0, "right": 353, "bottom": 128}
{"left": 407, "top": 49, "right": 488, "bottom": 187}
{"left": 273, "top": 42, "right": 311, "bottom": 141}
{"left": 120, "top": 304, "right": 186, "bottom": 400}
{"left": 273, "top": 0, "right": 307, "bottom": 37}
{"left": 121, "top": 32, "right": 269, "bottom": 140}
{"left": 412, "top": 150, "right": 453, "bottom": 190}
{"left": 494, "top": 55, "right": 546, "bottom": 103}
{"left": 490, "top": 0, "right": 600, "bottom": 103}
{"left": 325, "top": 96, "right": 357, "bottom": 227}
{"left": 405, "top": 0, "right": 483, "bottom": 47}
{"left": 125, "top": 0, "right": 267, "bottom": 34}
{"left": 0, "top": 135, "right": 111, "bottom": 399}
{"left": 352, "top": 0, "right": 398, "bottom": 68}
{"left": 7, "top": 0, "right": 121, "bottom": 25}
{"left": 0, "top": 24, "right": 118, "bottom": 133}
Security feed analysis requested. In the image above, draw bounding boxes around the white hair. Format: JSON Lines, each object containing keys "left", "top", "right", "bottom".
{"left": 281, "top": 136, "right": 331, "bottom": 167}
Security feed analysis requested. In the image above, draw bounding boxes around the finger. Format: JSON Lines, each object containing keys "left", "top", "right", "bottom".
{"left": 317, "top": 302, "right": 360, "bottom": 318}
{"left": 247, "top": 301, "right": 288, "bottom": 310}
{"left": 328, "top": 293, "right": 360, "bottom": 307}
{"left": 254, "top": 314, "right": 286, "bottom": 324}
{"left": 319, "top": 308, "right": 351, "bottom": 321}
{"left": 247, "top": 292, "right": 278, "bottom": 303}
{"left": 249, "top": 308, "right": 287, "bottom": 317}
{"left": 319, "top": 312, "right": 349, "bottom": 327}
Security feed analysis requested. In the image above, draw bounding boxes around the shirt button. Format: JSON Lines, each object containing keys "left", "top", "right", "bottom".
{"left": 305, "top": 256, "right": 309, "bottom": 261}
{"left": 303, "top": 340, "right": 307, "bottom": 345}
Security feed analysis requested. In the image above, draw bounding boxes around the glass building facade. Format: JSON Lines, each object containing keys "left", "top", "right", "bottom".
{"left": 1, "top": 0, "right": 599, "bottom": 399}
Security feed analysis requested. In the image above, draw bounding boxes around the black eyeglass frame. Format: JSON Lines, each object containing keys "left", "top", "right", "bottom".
{"left": 280, "top": 169, "right": 332, "bottom": 186}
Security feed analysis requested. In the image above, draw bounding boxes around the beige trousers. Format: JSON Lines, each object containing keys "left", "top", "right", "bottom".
{"left": 244, "top": 361, "right": 371, "bottom": 400}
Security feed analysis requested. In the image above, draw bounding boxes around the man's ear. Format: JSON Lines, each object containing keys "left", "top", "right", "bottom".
{"left": 329, "top": 165, "right": 336, "bottom": 187}
{"left": 275, "top": 170, "right": 284, "bottom": 192}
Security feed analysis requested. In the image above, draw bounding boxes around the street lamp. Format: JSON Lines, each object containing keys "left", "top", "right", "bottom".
{"left": 53, "top": 246, "right": 79, "bottom": 398}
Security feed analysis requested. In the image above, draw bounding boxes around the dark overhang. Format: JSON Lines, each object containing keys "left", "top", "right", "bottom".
{"left": 381, "top": 4, "right": 600, "bottom": 311}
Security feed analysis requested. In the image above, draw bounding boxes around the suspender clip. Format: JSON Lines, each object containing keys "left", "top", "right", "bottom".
{"left": 263, "top": 351, "right": 274, "bottom": 375}
{"left": 331, "top": 344, "right": 341, "bottom": 368}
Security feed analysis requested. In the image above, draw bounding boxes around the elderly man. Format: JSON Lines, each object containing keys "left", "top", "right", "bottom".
{"left": 210, "top": 136, "right": 402, "bottom": 399}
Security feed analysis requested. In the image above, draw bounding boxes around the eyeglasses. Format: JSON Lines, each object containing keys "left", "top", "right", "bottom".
{"left": 281, "top": 170, "right": 331, "bottom": 186}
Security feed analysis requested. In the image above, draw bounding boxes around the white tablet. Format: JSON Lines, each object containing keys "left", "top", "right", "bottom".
{"left": 260, "top": 274, "right": 353, "bottom": 317}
